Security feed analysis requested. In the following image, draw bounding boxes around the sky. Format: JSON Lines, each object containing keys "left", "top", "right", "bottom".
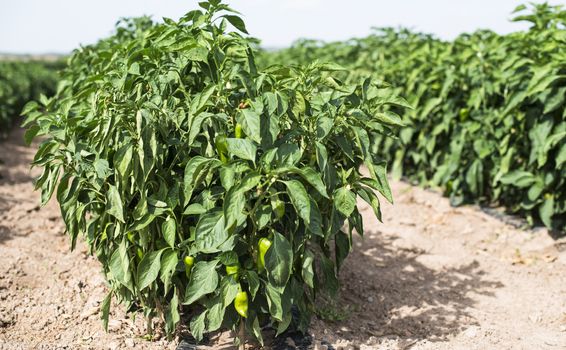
{"left": 1, "top": 0, "right": 565, "bottom": 54}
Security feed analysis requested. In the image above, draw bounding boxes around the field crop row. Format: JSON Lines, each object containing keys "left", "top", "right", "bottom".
{"left": 0, "top": 60, "right": 61, "bottom": 137}
{"left": 261, "top": 3, "right": 566, "bottom": 232}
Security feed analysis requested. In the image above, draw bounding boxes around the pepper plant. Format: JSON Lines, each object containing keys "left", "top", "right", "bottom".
{"left": 23, "top": 0, "right": 406, "bottom": 344}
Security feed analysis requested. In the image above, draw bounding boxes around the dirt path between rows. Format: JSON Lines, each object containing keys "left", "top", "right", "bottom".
{"left": 1, "top": 127, "right": 565, "bottom": 350}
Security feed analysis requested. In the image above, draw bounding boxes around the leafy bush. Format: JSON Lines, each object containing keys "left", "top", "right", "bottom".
{"left": 262, "top": 3, "right": 566, "bottom": 233}
{"left": 24, "top": 1, "right": 406, "bottom": 344}
{"left": 0, "top": 60, "right": 60, "bottom": 137}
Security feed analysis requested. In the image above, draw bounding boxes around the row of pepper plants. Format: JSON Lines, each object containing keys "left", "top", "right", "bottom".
{"left": 261, "top": 3, "right": 566, "bottom": 233}
{"left": 23, "top": 0, "right": 408, "bottom": 345}
{"left": 0, "top": 60, "right": 60, "bottom": 138}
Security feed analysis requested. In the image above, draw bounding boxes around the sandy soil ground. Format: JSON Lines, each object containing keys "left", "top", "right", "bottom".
{"left": 1, "top": 127, "right": 565, "bottom": 350}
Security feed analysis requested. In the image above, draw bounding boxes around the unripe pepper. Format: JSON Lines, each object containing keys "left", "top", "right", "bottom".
{"left": 215, "top": 134, "right": 228, "bottom": 163}
{"left": 257, "top": 237, "right": 272, "bottom": 271}
{"left": 225, "top": 264, "right": 240, "bottom": 279}
{"left": 309, "top": 152, "right": 317, "bottom": 166}
{"left": 274, "top": 200, "right": 285, "bottom": 220}
{"left": 459, "top": 108, "right": 469, "bottom": 121}
{"left": 234, "top": 290, "right": 248, "bottom": 318}
{"left": 184, "top": 256, "right": 195, "bottom": 276}
{"left": 235, "top": 123, "right": 243, "bottom": 138}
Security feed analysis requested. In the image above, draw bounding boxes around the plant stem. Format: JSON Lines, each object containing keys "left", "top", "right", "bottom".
{"left": 147, "top": 315, "right": 153, "bottom": 338}
{"left": 238, "top": 317, "right": 246, "bottom": 350}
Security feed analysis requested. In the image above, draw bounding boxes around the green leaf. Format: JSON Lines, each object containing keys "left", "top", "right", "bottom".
{"left": 106, "top": 185, "right": 125, "bottom": 223}
{"left": 109, "top": 240, "right": 132, "bottom": 290}
{"left": 253, "top": 204, "right": 272, "bottom": 230}
{"left": 527, "top": 65, "right": 563, "bottom": 96}
{"left": 512, "top": 4, "right": 527, "bottom": 13}
{"left": 224, "top": 186, "right": 246, "bottom": 231}
{"left": 556, "top": 143, "right": 566, "bottom": 168}
{"left": 316, "top": 117, "right": 334, "bottom": 140}
{"left": 162, "top": 216, "right": 176, "bottom": 248}
{"left": 265, "top": 231, "right": 293, "bottom": 288}
{"left": 276, "top": 144, "right": 302, "bottom": 166}
{"left": 137, "top": 249, "right": 164, "bottom": 291}
{"left": 374, "top": 111, "right": 405, "bottom": 126}
{"left": 301, "top": 250, "right": 315, "bottom": 289}
{"left": 24, "top": 124, "right": 39, "bottom": 145}
{"left": 500, "top": 171, "right": 537, "bottom": 188}
{"left": 194, "top": 210, "right": 228, "bottom": 253}
{"left": 335, "top": 230, "right": 351, "bottom": 270}
{"left": 356, "top": 186, "right": 382, "bottom": 221}
{"left": 101, "top": 292, "right": 112, "bottom": 331}
{"left": 219, "top": 275, "right": 240, "bottom": 307}
{"left": 184, "top": 260, "right": 219, "bottom": 305}
{"left": 219, "top": 166, "right": 236, "bottom": 190}
{"left": 266, "top": 283, "right": 283, "bottom": 321}
{"left": 246, "top": 270, "right": 260, "bottom": 300}
{"left": 226, "top": 138, "right": 257, "bottom": 163}
{"left": 320, "top": 255, "right": 339, "bottom": 296}
{"left": 190, "top": 311, "right": 207, "bottom": 341}
{"left": 248, "top": 314, "right": 264, "bottom": 346}
{"left": 365, "top": 161, "right": 393, "bottom": 203}
{"left": 296, "top": 167, "right": 328, "bottom": 198}
{"left": 237, "top": 109, "right": 261, "bottom": 143}
{"left": 218, "top": 251, "right": 239, "bottom": 266}
{"left": 308, "top": 199, "right": 323, "bottom": 237}
{"left": 183, "top": 203, "right": 207, "bottom": 215}
{"left": 539, "top": 196, "right": 554, "bottom": 228}
{"left": 165, "top": 290, "right": 180, "bottom": 335}
{"left": 187, "top": 46, "right": 209, "bottom": 62}
{"left": 206, "top": 296, "right": 225, "bottom": 332}
{"left": 223, "top": 15, "right": 248, "bottom": 34}
{"left": 114, "top": 143, "right": 133, "bottom": 177}
{"left": 318, "top": 62, "right": 346, "bottom": 71}
{"left": 128, "top": 62, "right": 140, "bottom": 75}
{"left": 283, "top": 180, "right": 311, "bottom": 225}
{"left": 160, "top": 249, "right": 178, "bottom": 293}
{"left": 334, "top": 187, "right": 357, "bottom": 217}
{"left": 274, "top": 167, "right": 328, "bottom": 198}
{"left": 183, "top": 156, "right": 220, "bottom": 204}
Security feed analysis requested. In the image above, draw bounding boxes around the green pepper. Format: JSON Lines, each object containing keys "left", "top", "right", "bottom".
{"left": 274, "top": 200, "right": 285, "bottom": 220}
{"left": 309, "top": 152, "right": 317, "bottom": 166}
{"left": 184, "top": 255, "right": 195, "bottom": 275}
{"left": 234, "top": 289, "right": 248, "bottom": 318}
{"left": 235, "top": 123, "right": 243, "bottom": 138}
{"left": 215, "top": 134, "right": 228, "bottom": 163}
{"left": 225, "top": 264, "right": 240, "bottom": 279}
{"left": 459, "top": 108, "right": 469, "bottom": 121}
{"left": 257, "top": 237, "right": 272, "bottom": 271}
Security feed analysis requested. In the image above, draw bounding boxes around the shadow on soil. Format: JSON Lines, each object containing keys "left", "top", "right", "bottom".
{"left": 0, "top": 193, "right": 39, "bottom": 245}
{"left": 0, "top": 220, "right": 36, "bottom": 245}
{"left": 0, "top": 126, "right": 36, "bottom": 186}
{"left": 321, "top": 232, "right": 504, "bottom": 344}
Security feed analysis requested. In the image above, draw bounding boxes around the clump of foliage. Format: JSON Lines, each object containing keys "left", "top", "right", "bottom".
{"left": 0, "top": 60, "right": 60, "bottom": 138}
{"left": 24, "top": 0, "right": 406, "bottom": 344}
{"left": 261, "top": 3, "right": 566, "bottom": 233}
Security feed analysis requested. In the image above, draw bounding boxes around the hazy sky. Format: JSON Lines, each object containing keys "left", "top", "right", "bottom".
{"left": 1, "top": 0, "right": 564, "bottom": 54}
